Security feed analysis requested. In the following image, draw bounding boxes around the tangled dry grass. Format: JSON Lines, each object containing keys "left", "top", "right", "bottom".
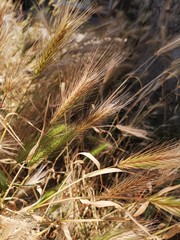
{"left": 0, "top": 1, "right": 179, "bottom": 239}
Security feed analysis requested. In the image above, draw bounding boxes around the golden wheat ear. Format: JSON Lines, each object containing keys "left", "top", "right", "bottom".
{"left": 33, "top": 1, "right": 96, "bottom": 78}
{"left": 118, "top": 142, "right": 180, "bottom": 170}
{"left": 50, "top": 48, "right": 124, "bottom": 125}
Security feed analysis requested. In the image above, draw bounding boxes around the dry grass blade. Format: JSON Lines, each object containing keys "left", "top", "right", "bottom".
{"left": 77, "top": 152, "right": 101, "bottom": 169}
{"left": 134, "top": 201, "right": 150, "bottom": 217}
{"left": 80, "top": 199, "right": 121, "bottom": 209}
{"left": 118, "top": 143, "right": 180, "bottom": 170}
{"left": 116, "top": 125, "right": 150, "bottom": 140}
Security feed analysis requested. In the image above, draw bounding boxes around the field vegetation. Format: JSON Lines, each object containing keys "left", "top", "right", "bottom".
{"left": 0, "top": 1, "right": 179, "bottom": 239}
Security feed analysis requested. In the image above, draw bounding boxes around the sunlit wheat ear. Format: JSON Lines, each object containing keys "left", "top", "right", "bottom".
{"left": 104, "top": 168, "right": 179, "bottom": 202}
{"left": 34, "top": 1, "right": 95, "bottom": 77}
{"left": 156, "top": 37, "right": 180, "bottom": 56}
{"left": 50, "top": 50, "right": 122, "bottom": 125}
{"left": 118, "top": 143, "right": 180, "bottom": 170}
{"left": 103, "top": 173, "right": 154, "bottom": 200}
{"left": 77, "top": 91, "right": 131, "bottom": 133}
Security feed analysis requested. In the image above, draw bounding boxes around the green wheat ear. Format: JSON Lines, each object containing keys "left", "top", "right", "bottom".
{"left": 28, "top": 123, "right": 76, "bottom": 166}
{"left": 17, "top": 124, "right": 69, "bottom": 164}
